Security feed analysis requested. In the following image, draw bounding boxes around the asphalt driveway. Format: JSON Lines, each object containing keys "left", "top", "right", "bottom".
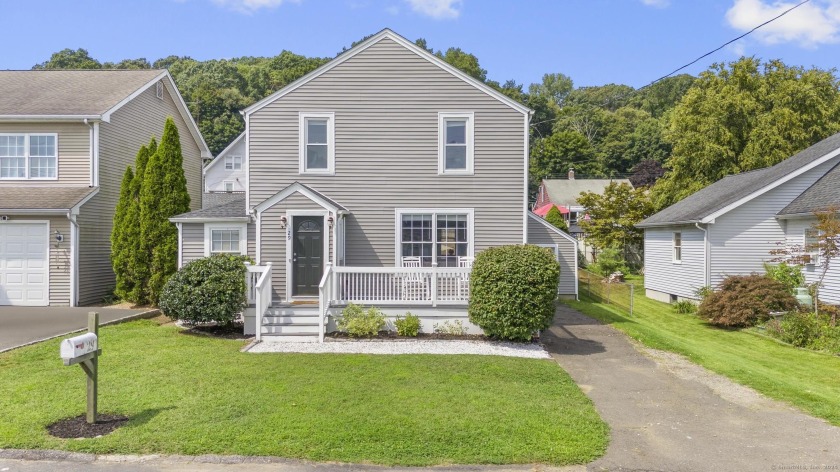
{"left": 0, "top": 306, "right": 154, "bottom": 352}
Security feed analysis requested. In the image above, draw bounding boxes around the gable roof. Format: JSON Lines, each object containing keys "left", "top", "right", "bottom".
{"left": 638, "top": 131, "right": 840, "bottom": 228}
{"left": 170, "top": 194, "right": 248, "bottom": 222}
{"left": 527, "top": 212, "right": 577, "bottom": 244}
{"left": 204, "top": 133, "right": 245, "bottom": 173}
{"left": 253, "top": 182, "right": 348, "bottom": 214}
{"left": 0, "top": 70, "right": 211, "bottom": 159}
{"left": 778, "top": 161, "right": 840, "bottom": 217}
{"left": 541, "top": 179, "right": 632, "bottom": 207}
{"left": 242, "top": 28, "right": 531, "bottom": 117}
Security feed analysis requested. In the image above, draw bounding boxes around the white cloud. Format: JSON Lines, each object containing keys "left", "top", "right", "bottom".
{"left": 405, "top": 0, "right": 462, "bottom": 19}
{"left": 641, "top": 0, "right": 670, "bottom": 8}
{"left": 725, "top": 0, "right": 840, "bottom": 47}
{"left": 211, "top": 0, "right": 299, "bottom": 14}
{"left": 728, "top": 40, "right": 747, "bottom": 56}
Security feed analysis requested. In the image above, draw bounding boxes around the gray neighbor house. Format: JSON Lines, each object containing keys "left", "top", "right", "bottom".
{"left": 0, "top": 70, "right": 209, "bottom": 307}
{"left": 171, "top": 29, "right": 578, "bottom": 342}
{"left": 639, "top": 131, "right": 840, "bottom": 305}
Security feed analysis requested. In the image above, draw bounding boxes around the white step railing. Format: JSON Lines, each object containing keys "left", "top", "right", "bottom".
{"left": 247, "top": 263, "right": 273, "bottom": 342}
{"left": 332, "top": 266, "right": 470, "bottom": 306}
{"left": 318, "top": 262, "right": 334, "bottom": 343}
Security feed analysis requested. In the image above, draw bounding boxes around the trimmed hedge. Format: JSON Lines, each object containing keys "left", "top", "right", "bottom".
{"left": 159, "top": 254, "right": 249, "bottom": 326}
{"left": 468, "top": 245, "right": 560, "bottom": 341}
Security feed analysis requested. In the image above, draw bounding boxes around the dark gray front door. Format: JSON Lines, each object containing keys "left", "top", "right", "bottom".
{"left": 292, "top": 216, "right": 323, "bottom": 296}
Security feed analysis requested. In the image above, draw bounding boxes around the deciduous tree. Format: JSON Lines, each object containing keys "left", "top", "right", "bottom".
{"left": 577, "top": 182, "right": 654, "bottom": 250}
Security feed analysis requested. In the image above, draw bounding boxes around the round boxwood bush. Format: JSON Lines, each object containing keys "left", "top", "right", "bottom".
{"left": 468, "top": 245, "right": 560, "bottom": 341}
{"left": 159, "top": 254, "right": 250, "bottom": 326}
{"left": 697, "top": 274, "right": 799, "bottom": 328}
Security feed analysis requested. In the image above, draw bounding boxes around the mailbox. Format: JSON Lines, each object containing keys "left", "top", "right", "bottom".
{"left": 60, "top": 333, "right": 98, "bottom": 361}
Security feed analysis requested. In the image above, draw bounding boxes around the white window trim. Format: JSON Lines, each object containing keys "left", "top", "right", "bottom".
{"left": 224, "top": 155, "right": 242, "bottom": 171}
{"left": 204, "top": 223, "right": 248, "bottom": 257}
{"left": 0, "top": 133, "right": 59, "bottom": 181}
{"left": 438, "top": 112, "right": 474, "bottom": 175}
{"left": 394, "top": 208, "right": 475, "bottom": 267}
{"left": 298, "top": 112, "right": 335, "bottom": 175}
{"left": 223, "top": 180, "right": 235, "bottom": 192}
{"left": 673, "top": 232, "right": 682, "bottom": 264}
{"left": 804, "top": 228, "right": 821, "bottom": 265}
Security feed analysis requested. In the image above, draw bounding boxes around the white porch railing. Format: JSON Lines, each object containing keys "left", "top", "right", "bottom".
{"left": 247, "top": 263, "right": 272, "bottom": 342}
{"left": 318, "top": 263, "right": 334, "bottom": 343}
{"left": 331, "top": 266, "right": 471, "bottom": 306}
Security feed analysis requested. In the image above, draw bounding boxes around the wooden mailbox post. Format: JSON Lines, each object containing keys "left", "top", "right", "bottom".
{"left": 60, "top": 312, "right": 101, "bottom": 423}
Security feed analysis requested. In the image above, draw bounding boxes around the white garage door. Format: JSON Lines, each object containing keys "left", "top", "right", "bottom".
{"left": 0, "top": 223, "right": 49, "bottom": 306}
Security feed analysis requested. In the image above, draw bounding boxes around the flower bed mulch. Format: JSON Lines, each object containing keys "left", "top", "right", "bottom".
{"left": 178, "top": 322, "right": 250, "bottom": 340}
{"left": 326, "top": 331, "right": 540, "bottom": 343}
{"left": 47, "top": 414, "right": 128, "bottom": 438}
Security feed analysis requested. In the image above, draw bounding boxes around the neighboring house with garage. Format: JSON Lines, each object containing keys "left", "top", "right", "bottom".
{"left": 170, "top": 29, "right": 578, "bottom": 342}
{"left": 204, "top": 132, "right": 246, "bottom": 193}
{"left": 0, "top": 70, "right": 210, "bottom": 307}
{"left": 638, "top": 131, "right": 840, "bottom": 304}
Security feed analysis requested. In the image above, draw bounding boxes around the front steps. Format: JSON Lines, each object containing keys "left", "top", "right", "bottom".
{"left": 259, "top": 304, "right": 321, "bottom": 343}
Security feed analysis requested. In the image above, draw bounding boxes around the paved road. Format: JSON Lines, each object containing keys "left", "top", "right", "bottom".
{"left": 542, "top": 304, "right": 840, "bottom": 472}
{"left": 0, "top": 306, "right": 154, "bottom": 352}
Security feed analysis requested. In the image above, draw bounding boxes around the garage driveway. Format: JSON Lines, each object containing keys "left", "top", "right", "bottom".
{"left": 0, "top": 306, "right": 155, "bottom": 352}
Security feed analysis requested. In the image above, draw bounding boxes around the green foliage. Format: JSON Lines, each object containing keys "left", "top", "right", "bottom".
{"left": 528, "top": 72, "right": 574, "bottom": 108}
{"left": 544, "top": 206, "right": 568, "bottom": 232}
{"left": 469, "top": 245, "right": 560, "bottom": 341}
{"left": 337, "top": 304, "right": 386, "bottom": 337}
{"left": 530, "top": 130, "right": 598, "bottom": 188}
{"left": 672, "top": 300, "right": 696, "bottom": 314}
{"left": 577, "top": 182, "right": 654, "bottom": 250}
{"left": 778, "top": 311, "right": 823, "bottom": 348}
{"left": 433, "top": 320, "right": 467, "bottom": 336}
{"left": 698, "top": 274, "right": 799, "bottom": 328}
{"left": 33, "top": 48, "right": 101, "bottom": 69}
{"left": 590, "top": 246, "right": 629, "bottom": 277}
{"left": 652, "top": 58, "right": 840, "bottom": 210}
{"left": 110, "top": 166, "right": 134, "bottom": 300}
{"left": 763, "top": 262, "right": 805, "bottom": 294}
{"left": 158, "top": 254, "right": 248, "bottom": 326}
{"left": 140, "top": 118, "right": 191, "bottom": 304}
{"left": 394, "top": 312, "right": 421, "bottom": 337}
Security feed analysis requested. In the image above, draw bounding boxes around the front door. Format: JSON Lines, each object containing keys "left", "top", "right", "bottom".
{"left": 292, "top": 216, "right": 323, "bottom": 296}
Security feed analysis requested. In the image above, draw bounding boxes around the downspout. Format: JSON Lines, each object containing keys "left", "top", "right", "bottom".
{"left": 84, "top": 119, "right": 93, "bottom": 187}
{"left": 695, "top": 222, "right": 710, "bottom": 290}
{"left": 68, "top": 212, "right": 79, "bottom": 307}
{"left": 176, "top": 223, "right": 183, "bottom": 268}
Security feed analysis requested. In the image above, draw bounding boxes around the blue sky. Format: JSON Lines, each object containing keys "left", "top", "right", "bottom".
{"left": 4, "top": 0, "right": 840, "bottom": 88}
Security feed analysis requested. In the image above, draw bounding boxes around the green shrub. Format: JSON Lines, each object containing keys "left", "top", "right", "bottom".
{"left": 159, "top": 254, "right": 249, "bottom": 326}
{"left": 763, "top": 262, "right": 805, "bottom": 294}
{"left": 590, "top": 246, "right": 629, "bottom": 277}
{"left": 394, "top": 312, "right": 421, "bottom": 337}
{"left": 698, "top": 274, "right": 799, "bottom": 328}
{"left": 672, "top": 300, "right": 696, "bottom": 314}
{"left": 433, "top": 320, "right": 468, "bottom": 335}
{"left": 338, "top": 303, "right": 385, "bottom": 337}
{"left": 468, "top": 245, "right": 559, "bottom": 341}
{"left": 779, "top": 311, "right": 823, "bottom": 348}
{"left": 812, "top": 324, "right": 840, "bottom": 354}
{"left": 545, "top": 206, "right": 569, "bottom": 232}
{"left": 694, "top": 285, "right": 713, "bottom": 301}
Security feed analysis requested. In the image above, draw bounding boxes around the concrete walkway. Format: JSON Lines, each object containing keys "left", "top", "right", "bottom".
{"left": 543, "top": 304, "right": 840, "bottom": 472}
{"left": 0, "top": 306, "right": 156, "bottom": 352}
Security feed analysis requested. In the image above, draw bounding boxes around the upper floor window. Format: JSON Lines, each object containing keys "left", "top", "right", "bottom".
{"left": 299, "top": 112, "right": 335, "bottom": 174}
{"left": 438, "top": 112, "right": 474, "bottom": 175}
{"left": 0, "top": 133, "right": 57, "bottom": 180}
{"left": 225, "top": 155, "right": 242, "bottom": 170}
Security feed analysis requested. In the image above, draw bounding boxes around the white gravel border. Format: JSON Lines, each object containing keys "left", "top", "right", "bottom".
{"left": 245, "top": 339, "right": 550, "bottom": 358}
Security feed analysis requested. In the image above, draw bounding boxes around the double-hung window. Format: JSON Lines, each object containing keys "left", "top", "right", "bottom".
{"left": 673, "top": 232, "right": 682, "bottom": 263}
{"left": 438, "top": 112, "right": 474, "bottom": 174}
{"left": 0, "top": 133, "right": 57, "bottom": 180}
{"left": 224, "top": 155, "right": 242, "bottom": 170}
{"left": 398, "top": 209, "right": 473, "bottom": 267}
{"left": 205, "top": 224, "right": 247, "bottom": 256}
{"left": 299, "top": 112, "right": 335, "bottom": 174}
{"left": 804, "top": 228, "right": 821, "bottom": 264}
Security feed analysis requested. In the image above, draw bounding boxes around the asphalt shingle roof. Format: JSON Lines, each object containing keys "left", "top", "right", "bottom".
{"left": 0, "top": 186, "right": 97, "bottom": 211}
{"left": 638, "top": 131, "right": 840, "bottom": 227}
{"left": 542, "top": 178, "right": 632, "bottom": 207}
{"left": 203, "top": 192, "right": 246, "bottom": 210}
{"left": 172, "top": 195, "right": 247, "bottom": 220}
{"left": 0, "top": 70, "right": 164, "bottom": 116}
{"left": 778, "top": 161, "right": 840, "bottom": 216}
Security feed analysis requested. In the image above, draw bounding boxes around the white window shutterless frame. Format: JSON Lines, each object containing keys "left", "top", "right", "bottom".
{"left": 0, "top": 133, "right": 58, "bottom": 180}
{"left": 438, "top": 112, "right": 474, "bottom": 175}
{"left": 299, "top": 112, "right": 335, "bottom": 174}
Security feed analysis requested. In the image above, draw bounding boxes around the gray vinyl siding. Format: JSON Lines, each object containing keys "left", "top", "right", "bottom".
{"left": 644, "top": 226, "right": 706, "bottom": 300}
{"left": 709, "top": 158, "right": 839, "bottom": 289}
{"left": 205, "top": 138, "right": 246, "bottom": 192}
{"left": 181, "top": 223, "right": 205, "bottom": 265}
{"left": 261, "top": 192, "right": 332, "bottom": 301}
{"left": 0, "top": 122, "right": 90, "bottom": 185}
{"left": 5, "top": 216, "right": 72, "bottom": 305}
{"left": 249, "top": 38, "right": 526, "bottom": 289}
{"left": 77, "top": 84, "right": 204, "bottom": 304}
{"left": 783, "top": 217, "right": 840, "bottom": 304}
{"left": 526, "top": 216, "right": 577, "bottom": 296}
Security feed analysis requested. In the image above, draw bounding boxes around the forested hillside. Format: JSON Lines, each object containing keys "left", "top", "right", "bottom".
{"left": 34, "top": 39, "right": 840, "bottom": 210}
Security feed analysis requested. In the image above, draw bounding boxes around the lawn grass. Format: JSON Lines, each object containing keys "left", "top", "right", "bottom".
{"left": 0, "top": 319, "right": 608, "bottom": 466}
{"left": 565, "top": 293, "right": 840, "bottom": 426}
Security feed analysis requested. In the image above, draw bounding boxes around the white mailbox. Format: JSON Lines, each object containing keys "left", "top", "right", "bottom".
{"left": 60, "top": 333, "right": 98, "bottom": 361}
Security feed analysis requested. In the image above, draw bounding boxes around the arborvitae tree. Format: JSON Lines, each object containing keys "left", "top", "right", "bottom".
{"left": 111, "top": 165, "right": 134, "bottom": 299}
{"left": 141, "top": 118, "right": 191, "bottom": 304}
{"left": 545, "top": 206, "right": 569, "bottom": 233}
{"left": 121, "top": 142, "right": 151, "bottom": 303}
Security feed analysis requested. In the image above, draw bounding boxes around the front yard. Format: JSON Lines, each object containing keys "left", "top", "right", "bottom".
{"left": 566, "top": 291, "right": 840, "bottom": 426}
{"left": 0, "top": 317, "right": 608, "bottom": 466}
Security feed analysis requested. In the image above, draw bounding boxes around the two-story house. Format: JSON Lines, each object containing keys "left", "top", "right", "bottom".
{"left": 203, "top": 132, "right": 246, "bottom": 193}
{"left": 0, "top": 70, "right": 210, "bottom": 307}
{"left": 170, "top": 29, "right": 577, "bottom": 341}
